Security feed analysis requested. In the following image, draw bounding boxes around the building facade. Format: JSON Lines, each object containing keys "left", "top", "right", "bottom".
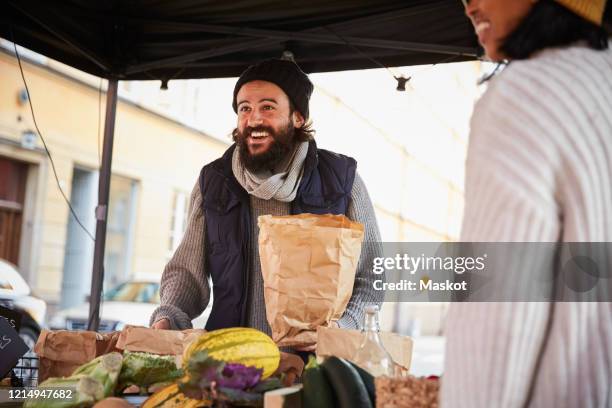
{"left": 0, "top": 49, "right": 228, "bottom": 313}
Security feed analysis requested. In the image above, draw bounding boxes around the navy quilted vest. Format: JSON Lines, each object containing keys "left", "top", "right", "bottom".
{"left": 199, "top": 140, "right": 356, "bottom": 330}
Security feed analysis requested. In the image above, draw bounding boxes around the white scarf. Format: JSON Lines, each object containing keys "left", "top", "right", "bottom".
{"left": 232, "top": 141, "right": 309, "bottom": 202}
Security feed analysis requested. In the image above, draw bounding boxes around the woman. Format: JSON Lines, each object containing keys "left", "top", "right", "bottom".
{"left": 442, "top": 1, "right": 611, "bottom": 407}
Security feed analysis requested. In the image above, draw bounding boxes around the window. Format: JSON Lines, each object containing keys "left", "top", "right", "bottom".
{"left": 168, "top": 191, "right": 188, "bottom": 255}
{"left": 105, "top": 175, "right": 138, "bottom": 288}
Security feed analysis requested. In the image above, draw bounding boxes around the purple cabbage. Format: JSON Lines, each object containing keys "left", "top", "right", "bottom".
{"left": 216, "top": 363, "right": 262, "bottom": 390}
{"left": 181, "top": 351, "right": 279, "bottom": 406}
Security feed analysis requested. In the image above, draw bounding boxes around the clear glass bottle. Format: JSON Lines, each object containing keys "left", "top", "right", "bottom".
{"left": 352, "top": 304, "right": 395, "bottom": 377}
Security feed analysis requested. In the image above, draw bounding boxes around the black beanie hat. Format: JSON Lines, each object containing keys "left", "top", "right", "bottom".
{"left": 232, "top": 59, "right": 314, "bottom": 119}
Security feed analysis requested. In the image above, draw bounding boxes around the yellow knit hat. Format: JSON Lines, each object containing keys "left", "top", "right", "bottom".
{"left": 554, "top": 0, "right": 607, "bottom": 25}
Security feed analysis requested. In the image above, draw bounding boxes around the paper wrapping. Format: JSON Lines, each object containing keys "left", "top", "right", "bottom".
{"left": 34, "top": 326, "right": 205, "bottom": 382}
{"left": 34, "top": 330, "right": 121, "bottom": 382}
{"left": 116, "top": 326, "right": 205, "bottom": 356}
{"left": 258, "top": 214, "right": 364, "bottom": 347}
{"left": 316, "top": 326, "right": 413, "bottom": 371}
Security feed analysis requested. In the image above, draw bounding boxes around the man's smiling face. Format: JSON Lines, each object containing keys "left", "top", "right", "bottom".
{"left": 234, "top": 80, "right": 305, "bottom": 171}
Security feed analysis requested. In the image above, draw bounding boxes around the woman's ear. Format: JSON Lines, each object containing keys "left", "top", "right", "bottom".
{"left": 292, "top": 111, "right": 305, "bottom": 128}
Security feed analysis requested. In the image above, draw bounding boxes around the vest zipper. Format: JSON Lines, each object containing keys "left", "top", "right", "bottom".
{"left": 240, "top": 208, "right": 251, "bottom": 326}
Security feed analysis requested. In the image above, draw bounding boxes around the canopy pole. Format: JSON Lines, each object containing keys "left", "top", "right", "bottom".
{"left": 87, "top": 78, "right": 118, "bottom": 331}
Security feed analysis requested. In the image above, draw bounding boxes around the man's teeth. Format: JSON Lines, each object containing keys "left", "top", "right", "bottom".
{"left": 475, "top": 21, "right": 490, "bottom": 34}
{"left": 250, "top": 131, "right": 269, "bottom": 139}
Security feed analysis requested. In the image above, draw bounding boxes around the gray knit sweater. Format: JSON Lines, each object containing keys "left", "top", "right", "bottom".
{"left": 149, "top": 171, "right": 383, "bottom": 335}
{"left": 441, "top": 45, "right": 612, "bottom": 408}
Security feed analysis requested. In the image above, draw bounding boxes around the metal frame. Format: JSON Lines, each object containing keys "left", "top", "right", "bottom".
{"left": 7, "top": 0, "right": 118, "bottom": 331}
{"left": 87, "top": 79, "right": 118, "bottom": 331}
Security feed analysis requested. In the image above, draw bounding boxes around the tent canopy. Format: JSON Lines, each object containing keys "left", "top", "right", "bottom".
{"left": 3, "top": 0, "right": 480, "bottom": 80}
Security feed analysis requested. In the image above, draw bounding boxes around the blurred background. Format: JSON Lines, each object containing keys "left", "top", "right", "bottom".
{"left": 1, "top": 39, "right": 489, "bottom": 376}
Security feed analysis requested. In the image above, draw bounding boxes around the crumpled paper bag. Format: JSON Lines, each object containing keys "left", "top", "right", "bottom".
{"left": 258, "top": 214, "right": 364, "bottom": 347}
{"left": 316, "top": 326, "right": 413, "bottom": 372}
{"left": 116, "top": 326, "right": 205, "bottom": 356}
{"left": 34, "top": 327, "right": 205, "bottom": 382}
{"left": 34, "top": 330, "right": 121, "bottom": 382}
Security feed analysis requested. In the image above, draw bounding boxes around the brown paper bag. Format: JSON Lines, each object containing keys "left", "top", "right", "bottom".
{"left": 316, "top": 326, "right": 413, "bottom": 371}
{"left": 116, "top": 326, "right": 205, "bottom": 356}
{"left": 258, "top": 214, "right": 364, "bottom": 347}
{"left": 34, "top": 327, "right": 205, "bottom": 382}
{"left": 96, "top": 331, "right": 122, "bottom": 356}
{"left": 34, "top": 330, "right": 108, "bottom": 382}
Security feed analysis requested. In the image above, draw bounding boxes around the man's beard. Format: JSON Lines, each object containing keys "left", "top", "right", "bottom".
{"left": 234, "top": 123, "right": 296, "bottom": 173}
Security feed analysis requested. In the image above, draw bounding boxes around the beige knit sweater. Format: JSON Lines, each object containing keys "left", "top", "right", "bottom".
{"left": 150, "top": 171, "right": 383, "bottom": 335}
{"left": 441, "top": 44, "right": 612, "bottom": 407}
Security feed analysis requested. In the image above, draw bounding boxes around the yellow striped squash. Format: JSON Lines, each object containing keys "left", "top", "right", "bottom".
{"left": 141, "top": 383, "right": 210, "bottom": 408}
{"left": 182, "top": 328, "right": 280, "bottom": 379}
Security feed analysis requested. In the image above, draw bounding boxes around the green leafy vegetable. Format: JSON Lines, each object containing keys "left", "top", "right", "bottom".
{"left": 23, "top": 375, "right": 103, "bottom": 408}
{"left": 118, "top": 351, "right": 183, "bottom": 392}
{"left": 72, "top": 352, "right": 123, "bottom": 397}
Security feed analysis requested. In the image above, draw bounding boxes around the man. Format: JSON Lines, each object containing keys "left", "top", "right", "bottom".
{"left": 150, "top": 59, "right": 382, "bottom": 341}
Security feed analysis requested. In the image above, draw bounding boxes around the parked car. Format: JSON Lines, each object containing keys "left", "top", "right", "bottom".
{"left": 49, "top": 280, "right": 210, "bottom": 331}
{"left": 0, "top": 259, "right": 47, "bottom": 353}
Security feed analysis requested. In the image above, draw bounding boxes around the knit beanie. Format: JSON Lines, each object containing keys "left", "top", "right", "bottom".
{"left": 232, "top": 59, "right": 314, "bottom": 119}
{"left": 554, "top": 0, "right": 607, "bottom": 25}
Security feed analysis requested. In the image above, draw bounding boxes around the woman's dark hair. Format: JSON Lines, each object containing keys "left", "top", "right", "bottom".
{"left": 501, "top": 0, "right": 609, "bottom": 60}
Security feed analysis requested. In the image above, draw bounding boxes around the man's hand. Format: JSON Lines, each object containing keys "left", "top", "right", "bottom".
{"left": 273, "top": 352, "right": 305, "bottom": 386}
{"left": 151, "top": 318, "right": 171, "bottom": 330}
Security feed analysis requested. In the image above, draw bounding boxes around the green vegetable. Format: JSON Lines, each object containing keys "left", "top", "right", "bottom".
{"left": 24, "top": 353, "right": 123, "bottom": 407}
{"left": 118, "top": 351, "right": 183, "bottom": 392}
{"left": 349, "top": 361, "right": 376, "bottom": 406}
{"left": 72, "top": 352, "right": 123, "bottom": 397}
{"left": 23, "top": 375, "right": 103, "bottom": 408}
{"left": 302, "top": 356, "right": 335, "bottom": 408}
{"left": 250, "top": 377, "right": 283, "bottom": 394}
{"left": 320, "top": 357, "right": 372, "bottom": 408}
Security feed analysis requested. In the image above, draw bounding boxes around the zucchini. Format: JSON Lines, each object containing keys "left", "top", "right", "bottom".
{"left": 320, "top": 357, "right": 372, "bottom": 408}
{"left": 349, "top": 361, "right": 376, "bottom": 406}
{"left": 302, "top": 356, "right": 335, "bottom": 408}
